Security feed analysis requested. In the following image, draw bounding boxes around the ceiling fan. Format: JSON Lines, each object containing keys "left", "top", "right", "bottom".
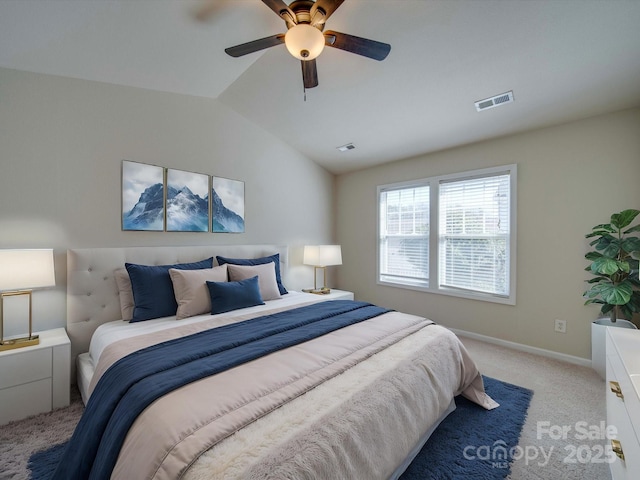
{"left": 199, "top": 0, "right": 391, "bottom": 89}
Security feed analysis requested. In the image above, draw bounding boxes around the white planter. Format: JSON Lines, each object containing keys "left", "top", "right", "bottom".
{"left": 591, "top": 318, "right": 638, "bottom": 379}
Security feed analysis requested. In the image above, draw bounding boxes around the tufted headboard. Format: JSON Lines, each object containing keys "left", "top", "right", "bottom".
{"left": 66, "top": 245, "right": 288, "bottom": 368}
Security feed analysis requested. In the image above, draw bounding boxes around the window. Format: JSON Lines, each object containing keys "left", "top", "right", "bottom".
{"left": 379, "top": 184, "right": 430, "bottom": 287}
{"left": 377, "top": 165, "right": 516, "bottom": 304}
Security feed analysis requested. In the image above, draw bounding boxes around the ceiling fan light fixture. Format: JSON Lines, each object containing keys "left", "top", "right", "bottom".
{"left": 285, "top": 24, "right": 325, "bottom": 60}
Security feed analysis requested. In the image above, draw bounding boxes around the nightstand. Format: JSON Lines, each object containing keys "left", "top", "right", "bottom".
{"left": 303, "top": 289, "right": 354, "bottom": 301}
{"left": 0, "top": 328, "right": 70, "bottom": 425}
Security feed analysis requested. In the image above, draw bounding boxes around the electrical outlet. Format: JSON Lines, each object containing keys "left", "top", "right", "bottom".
{"left": 554, "top": 319, "right": 567, "bottom": 333}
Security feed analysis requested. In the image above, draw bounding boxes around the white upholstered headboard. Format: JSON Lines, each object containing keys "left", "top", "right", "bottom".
{"left": 66, "top": 245, "right": 288, "bottom": 365}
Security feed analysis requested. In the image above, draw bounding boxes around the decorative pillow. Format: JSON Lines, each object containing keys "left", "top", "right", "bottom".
{"left": 206, "top": 276, "right": 265, "bottom": 315}
{"left": 125, "top": 258, "right": 213, "bottom": 322}
{"left": 216, "top": 253, "right": 288, "bottom": 295}
{"left": 226, "top": 262, "right": 281, "bottom": 301}
{"left": 169, "top": 265, "right": 228, "bottom": 320}
{"left": 114, "top": 268, "right": 134, "bottom": 321}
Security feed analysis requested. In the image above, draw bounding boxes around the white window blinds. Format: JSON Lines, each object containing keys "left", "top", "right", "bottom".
{"left": 377, "top": 164, "right": 516, "bottom": 305}
{"left": 439, "top": 173, "right": 511, "bottom": 297}
{"left": 379, "top": 185, "right": 430, "bottom": 286}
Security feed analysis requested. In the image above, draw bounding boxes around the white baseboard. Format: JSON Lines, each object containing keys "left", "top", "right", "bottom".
{"left": 449, "top": 328, "right": 592, "bottom": 368}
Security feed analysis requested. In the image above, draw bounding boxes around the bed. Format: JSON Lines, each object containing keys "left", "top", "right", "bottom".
{"left": 62, "top": 245, "right": 497, "bottom": 480}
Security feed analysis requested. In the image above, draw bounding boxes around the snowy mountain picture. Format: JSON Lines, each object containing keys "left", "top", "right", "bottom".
{"left": 122, "top": 161, "right": 245, "bottom": 234}
{"left": 122, "top": 160, "right": 165, "bottom": 231}
{"left": 166, "top": 169, "right": 209, "bottom": 232}
{"left": 212, "top": 176, "right": 245, "bottom": 233}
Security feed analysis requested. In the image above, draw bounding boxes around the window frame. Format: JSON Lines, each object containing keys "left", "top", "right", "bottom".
{"left": 378, "top": 181, "right": 431, "bottom": 288}
{"left": 376, "top": 164, "right": 517, "bottom": 305}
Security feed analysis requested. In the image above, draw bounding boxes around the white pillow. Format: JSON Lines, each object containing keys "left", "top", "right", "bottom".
{"left": 114, "top": 268, "right": 134, "bottom": 321}
{"left": 226, "top": 262, "right": 281, "bottom": 301}
{"left": 169, "top": 265, "right": 228, "bottom": 320}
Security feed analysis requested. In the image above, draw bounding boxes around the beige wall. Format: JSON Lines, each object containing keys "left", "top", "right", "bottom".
{"left": 336, "top": 108, "right": 640, "bottom": 360}
{"left": 2, "top": 65, "right": 638, "bottom": 359}
{"left": 0, "top": 67, "right": 335, "bottom": 332}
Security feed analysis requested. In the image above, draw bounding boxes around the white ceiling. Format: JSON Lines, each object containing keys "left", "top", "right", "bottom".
{"left": 1, "top": 0, "right": 639, "bottom": 174}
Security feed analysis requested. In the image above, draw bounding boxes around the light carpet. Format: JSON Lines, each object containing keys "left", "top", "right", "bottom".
{"left": 460, "top": 336, "right": 611, "bottom": 480}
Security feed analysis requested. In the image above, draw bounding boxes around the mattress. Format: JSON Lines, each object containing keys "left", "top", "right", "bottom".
{"left": 71, "top": 293, "right": 496, "bottom": 480}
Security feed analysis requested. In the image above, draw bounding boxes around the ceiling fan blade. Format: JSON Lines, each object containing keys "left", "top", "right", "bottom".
{"left": 301, "top": 59, "right": 319, "bottom": 88}
{"left": 225, "top": 34, "right": 285, "bottom": 57}
{"left": 324, "top": 30, "right": 391, "bottom": 61}
{"left": 310, "top": 0, "right": 345, "bottom": 26}
{"left": 261, "top": 0, "right": 297, "bottom": 25}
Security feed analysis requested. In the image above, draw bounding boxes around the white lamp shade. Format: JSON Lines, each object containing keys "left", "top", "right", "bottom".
{"left": 285, "top": 24, "right": 325, "bottom": 60}
{"left": 303, "top": 245, "right": 342, "bottom": 267}
{"left": 0, "top": 249, "right": 56, "bottom": 291}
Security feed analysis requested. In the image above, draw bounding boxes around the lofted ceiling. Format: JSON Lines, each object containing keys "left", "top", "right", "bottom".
{"left": 1, "top": 0, "right": 639, "bottom": 174}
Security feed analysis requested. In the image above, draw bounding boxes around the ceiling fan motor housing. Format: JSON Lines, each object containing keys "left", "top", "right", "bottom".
{"left": 283, "top": 1, "right": 325, "bottom": 29}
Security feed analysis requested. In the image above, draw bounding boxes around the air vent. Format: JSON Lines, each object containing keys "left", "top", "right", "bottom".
{"left": 337, "top": 143, "right": 355, "bottom": 152}
{"left": 475, "top": 91, "right": 514, "bottom": 112}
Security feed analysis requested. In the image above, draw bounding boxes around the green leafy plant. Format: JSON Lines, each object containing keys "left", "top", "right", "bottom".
{"left": 584, "top": 209, "right": 640, "bottom": 322}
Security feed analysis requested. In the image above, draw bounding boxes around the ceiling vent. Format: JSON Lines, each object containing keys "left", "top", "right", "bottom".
{"left": 475, "top": 91, "right": 514, "bottom": 112}
{"left": 337, "top": 143, "right": 355, "bottom": 152}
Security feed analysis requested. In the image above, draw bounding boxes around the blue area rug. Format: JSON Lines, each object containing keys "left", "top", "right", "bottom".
{"left": 400, "top": 376, "right": 533, "bottom": 480}
{"left": 29, "top": 376, "right": 531, "bottom": 480}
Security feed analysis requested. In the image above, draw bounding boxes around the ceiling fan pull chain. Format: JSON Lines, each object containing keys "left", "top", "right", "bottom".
{"left": 304, "top": 85, "right": 307, "bottom": 102}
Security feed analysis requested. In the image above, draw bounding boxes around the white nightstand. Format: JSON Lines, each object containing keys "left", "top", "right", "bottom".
{"left": 0, "top": 328, "right": 70, "bottom": 425}
{"left": 303, "top": 289, "right": 354, "bottom": 301}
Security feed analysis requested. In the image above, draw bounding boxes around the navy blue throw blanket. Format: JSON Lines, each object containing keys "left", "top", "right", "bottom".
{"left": 52, "top": 300, "right": 390, "bottom": 480}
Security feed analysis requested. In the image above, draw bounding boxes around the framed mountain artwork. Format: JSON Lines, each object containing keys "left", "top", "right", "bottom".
{"left": 121, "top": 160, "right": 165, "bottom": 231}
{"left": 166, "top": 169, "right": 210, "bottom": 232}
{"left": 211, "top": 176, "right": 245, "bottom": 233}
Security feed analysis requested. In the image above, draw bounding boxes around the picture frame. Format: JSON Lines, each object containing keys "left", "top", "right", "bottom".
{"left": 122, "top": 160, "right": 165, "bottom": 231}
{"left": 166, "top": 168, "right": 210, "bottom": 232}
{"left": 211, "top": 176, "right": 245, "bottom": 233}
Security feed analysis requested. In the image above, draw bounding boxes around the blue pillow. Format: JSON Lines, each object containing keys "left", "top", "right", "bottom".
{"left": 126, "top": 258, "right": 213, "bottom": 322}
{"left": 216, "top": 253, "right": 288, "bottom": 295}
{"left": 207, "top": 276, "right": 265, "bottom": 314}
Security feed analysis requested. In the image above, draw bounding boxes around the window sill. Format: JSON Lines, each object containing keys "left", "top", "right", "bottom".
{"left": 376, "top": 280, "right": 516, "bottom": 306}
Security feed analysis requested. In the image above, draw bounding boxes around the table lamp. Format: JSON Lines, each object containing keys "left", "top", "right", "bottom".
{"left": 0, "top": 249, "right": 55, "bottom": 351}
{"left": 302, "top": 245, "right": 342, "bottom": 294}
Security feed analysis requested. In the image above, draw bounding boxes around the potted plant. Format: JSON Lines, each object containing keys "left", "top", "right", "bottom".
{"left": 584, "top": 208, "right": 640, "bottom": 378}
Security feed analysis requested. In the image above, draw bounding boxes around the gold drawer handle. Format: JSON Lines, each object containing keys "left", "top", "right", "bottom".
{"left": 611, "top": 439, "right": 625, "bottom": 461}
{"left": 610, "top": 381, "right": 624, "bottom": 400}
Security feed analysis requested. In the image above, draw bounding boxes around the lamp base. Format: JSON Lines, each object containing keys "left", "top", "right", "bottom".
{"left": 0, "top": 334, "right": 39, "bottom": 351}
{"left": 302, "top": 287, "right": 331, "bottom": 295}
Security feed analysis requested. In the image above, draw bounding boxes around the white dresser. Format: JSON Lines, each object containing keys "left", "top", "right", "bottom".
{"left": 0, "top": 328, "right": 70, "bottom": 425}
{"left": 606, "top": 327, "right": 640, "bottom": 479}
